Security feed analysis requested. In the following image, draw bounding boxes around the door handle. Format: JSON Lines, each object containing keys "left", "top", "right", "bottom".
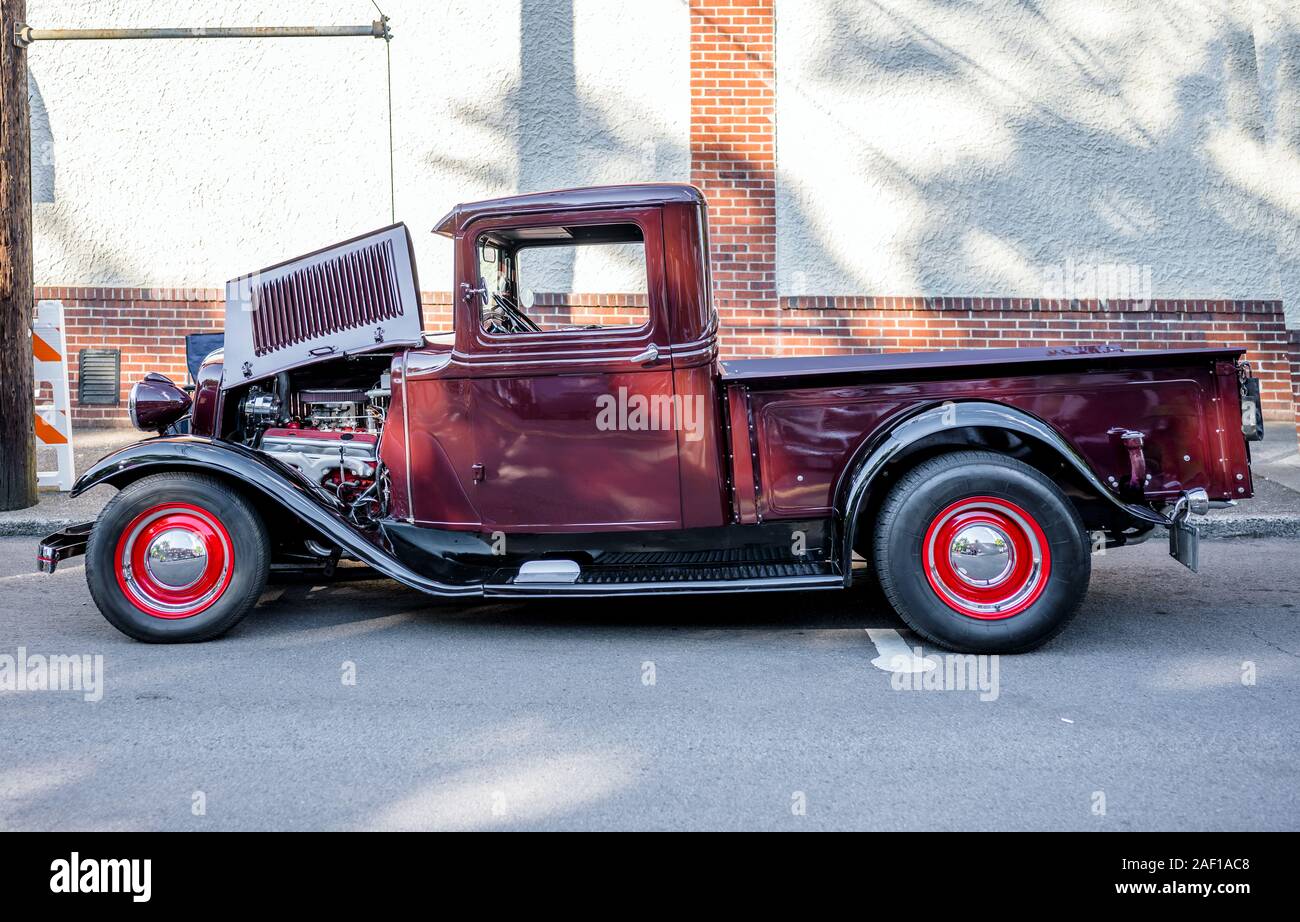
{"left": 631, "top": 344, "right": 660, "bottom": 365}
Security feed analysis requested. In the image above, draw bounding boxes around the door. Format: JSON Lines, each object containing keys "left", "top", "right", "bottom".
{"left": 458, "top": 208, "right": 682, "bottom": 533}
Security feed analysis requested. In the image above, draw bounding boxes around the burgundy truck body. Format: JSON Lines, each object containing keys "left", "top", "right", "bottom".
{"left": 40, "top": 184, "right": 1262, "bottom": 652}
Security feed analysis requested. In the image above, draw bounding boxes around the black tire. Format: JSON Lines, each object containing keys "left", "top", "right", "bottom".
{"left": 85, "top": 473, "right": 270, "bottom": 643}
{"left": 871, "top": 450, "right": 1090, "bottom": 653}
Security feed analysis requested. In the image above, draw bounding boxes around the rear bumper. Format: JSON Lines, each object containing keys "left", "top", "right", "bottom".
{"left": 36, "top": 522, "right": 94, "bottom": 574}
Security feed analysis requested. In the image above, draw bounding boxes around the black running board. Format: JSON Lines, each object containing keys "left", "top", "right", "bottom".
{"left": 485, "top": 573, "right": 842, "bottom": 597}
{"left": 486, "top": 557, "right": 841, "bottom": 597}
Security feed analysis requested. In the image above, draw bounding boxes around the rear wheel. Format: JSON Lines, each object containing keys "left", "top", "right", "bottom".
{"left": 86, "top": 473, "right": 269, "bottom": 642}
{"left": 872, "top": 450, "right": 1090, "bottom": 653}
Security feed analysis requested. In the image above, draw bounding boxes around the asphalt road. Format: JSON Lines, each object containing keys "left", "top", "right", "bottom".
{"left": 0, "top": 535, "right": 1296, "bottom": 831}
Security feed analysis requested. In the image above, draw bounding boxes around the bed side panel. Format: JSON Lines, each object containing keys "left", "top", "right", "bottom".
{"left": 750, "top": 362, "right": 1225, "bottom": 519}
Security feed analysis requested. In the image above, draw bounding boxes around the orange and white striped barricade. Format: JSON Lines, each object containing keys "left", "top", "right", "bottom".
{"left": 33, "top": 300, "right": 76, "bottom": 492}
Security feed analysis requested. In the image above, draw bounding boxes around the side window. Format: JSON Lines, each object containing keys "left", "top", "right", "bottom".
{"left": 478, "top": 223, "right": 649, "bottom": 335}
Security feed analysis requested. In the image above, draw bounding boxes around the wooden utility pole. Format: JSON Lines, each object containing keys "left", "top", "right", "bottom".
{"left": 0, "top": 0, "right": 36, "bottom": 512}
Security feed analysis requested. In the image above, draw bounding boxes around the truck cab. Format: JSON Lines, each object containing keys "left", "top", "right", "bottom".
{"left": 397, "top": 184, "right": 723, "bottom": 533}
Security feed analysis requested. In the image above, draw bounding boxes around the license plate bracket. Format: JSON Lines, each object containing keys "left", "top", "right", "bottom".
{"left": 1168, "top": 518, "right": 1200, "bottom": 572}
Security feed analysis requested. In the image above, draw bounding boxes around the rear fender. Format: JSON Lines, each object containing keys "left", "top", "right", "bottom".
{"left": 835, "top": 400, "right": 1168, "bottom": 583}
{"left": 72, "top": 436, "right": 481, "bottom": 597}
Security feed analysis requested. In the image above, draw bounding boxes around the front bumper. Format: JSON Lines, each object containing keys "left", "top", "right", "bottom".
{"left": 37, "top": 522, "right": 94, "bottom": 574}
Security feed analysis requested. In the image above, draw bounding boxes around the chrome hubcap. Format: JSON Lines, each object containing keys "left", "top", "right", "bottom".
{"left": 143, "top": 527, "right": 208, "bottom": 590}
{"left": 924, "top": 498, "right": 1050, "bottom": 619}
{"left": 947, "top": 523, "right": 1014, "bottom": 587}
{"left": 116, "top": 504, "right": 234, "bottom": 620}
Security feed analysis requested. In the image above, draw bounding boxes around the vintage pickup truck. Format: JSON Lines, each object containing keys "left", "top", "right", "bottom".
{"left": 38, "top": 184, "right": 1262, "bottom": 652}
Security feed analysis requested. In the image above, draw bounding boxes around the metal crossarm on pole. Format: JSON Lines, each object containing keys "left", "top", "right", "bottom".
{"left": 11, "top": 15, "right": 397, "bottom": 214}
{"left": 14, "top": 21, "right": 391, "bottom": 46}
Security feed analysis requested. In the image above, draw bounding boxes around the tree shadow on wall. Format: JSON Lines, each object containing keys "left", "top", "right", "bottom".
{"left": 424, "top": 0, "right": 857, "bottom": 349}
{"left": 778, "top": 0, "right": 1297, "bottom": 313}
{"left": 29, "top": 70, "right": 54, "bottom": 203}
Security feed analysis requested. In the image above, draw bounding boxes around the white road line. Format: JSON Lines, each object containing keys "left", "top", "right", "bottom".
{"left": 865, "top": 627, "right": 936, "bottom": 674}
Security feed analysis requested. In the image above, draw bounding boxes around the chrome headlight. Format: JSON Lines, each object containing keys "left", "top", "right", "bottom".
{"left": 128, "top": 373, "right": 192, "bottom": 433}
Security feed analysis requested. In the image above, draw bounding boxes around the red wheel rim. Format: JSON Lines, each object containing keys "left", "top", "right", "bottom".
{"left": 114, "top": 503, "right": 234, "bottom": 619}
{"left": 922, "top": 496, "right": 1051, "bottom": 620}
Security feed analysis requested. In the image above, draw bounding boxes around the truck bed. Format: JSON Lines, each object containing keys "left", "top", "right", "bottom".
{"left": 720, "top": 344, "right": 1253, "bottom": 526}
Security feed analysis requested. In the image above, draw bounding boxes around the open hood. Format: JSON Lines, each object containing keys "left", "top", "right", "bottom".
{"left": 223, "top": 223, "right": 424, "bottom": 386}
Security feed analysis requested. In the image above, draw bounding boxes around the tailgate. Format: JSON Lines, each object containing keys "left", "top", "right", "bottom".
{"left": 1210, "top": 359, "right": 1254, "bottom": 501}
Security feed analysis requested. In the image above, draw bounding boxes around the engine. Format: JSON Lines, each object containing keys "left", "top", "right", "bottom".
{"left": 239, "top": 372, "right": 391, "bottom": 516}
{"left": 260, "top": 428, "right": 379, "bottom": 503}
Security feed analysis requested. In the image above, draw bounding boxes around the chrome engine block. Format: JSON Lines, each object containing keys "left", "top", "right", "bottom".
{"left": 259, "top": 428, "right": 378, "bottom": 487}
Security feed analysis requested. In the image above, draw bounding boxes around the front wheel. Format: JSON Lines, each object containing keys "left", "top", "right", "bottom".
{"left": 872, "top": 450, "right": 1091, "bottom": 653}
{"left": 86, "top": 473, "right": 270, "bottom": 642}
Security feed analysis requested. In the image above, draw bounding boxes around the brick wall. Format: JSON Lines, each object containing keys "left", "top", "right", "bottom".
{"left": 45, "top": 287, "right": 225, "bottom": 426}
{"left": 44, "top": 285, "right": 1295, "bottom": 427}
{"left": 761, "top": 296, "right": 1295, "bottom": 422}
{"left": 526, "top": 292, "right": 649, "bottom": 330}
{"left": 690, "top": 0, "right": 776, "bottom": 314}
{"left": 430, "top": 292, "right": 652, "bottom": 331}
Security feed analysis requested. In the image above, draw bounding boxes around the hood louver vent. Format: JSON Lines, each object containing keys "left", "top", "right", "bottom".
{"left": 224, "top": 224, "right": 424, "bottom": 385}
{"left": 251, "top": 238, "right": 404, "bottom": 356}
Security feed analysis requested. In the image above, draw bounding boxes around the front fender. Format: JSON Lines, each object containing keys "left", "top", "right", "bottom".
{"left": 835, "top": 400, "right": 1168, "bottom": 583}
{"left": 73, "top": 436, "right": 481, "bottom": 597}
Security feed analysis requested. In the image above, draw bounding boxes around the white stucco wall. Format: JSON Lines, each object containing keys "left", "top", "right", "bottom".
{"left": 776, "top": 0, "right": 1300, "bottom": 324}
{"left": 26, "top": 0, "right": 688, "bottom": 292}
{"left": 1247, "top": 0, "right": 1300, "bottom": 326}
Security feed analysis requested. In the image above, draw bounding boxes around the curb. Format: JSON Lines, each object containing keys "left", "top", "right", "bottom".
{"left": 0, "top": 519, "right": 81, "bottom": 539}
{"left": 1198, "top": 515, "right": 1300, "bottom": 540}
